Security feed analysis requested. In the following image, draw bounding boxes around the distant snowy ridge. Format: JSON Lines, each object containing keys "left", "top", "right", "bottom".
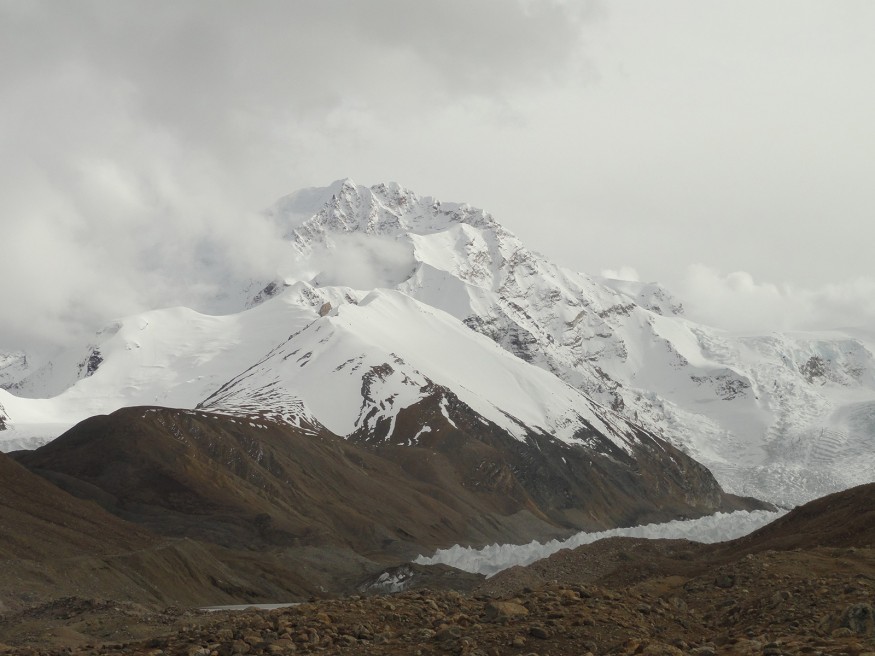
{"left": 415, "top": 509, "right": 787, "bottom": 577}
{"left": 0, "top": 297, "right": 319, "bottom": 447}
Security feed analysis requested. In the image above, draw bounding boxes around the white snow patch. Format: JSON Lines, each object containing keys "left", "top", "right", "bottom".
{"left": 439, "top": 397, "right": 457, "bottom": 429}
{"left": 0, "top": 295, "right": 319, "bottom": 444}
{"left": 412, "top": 424, "right": 432, "bottom": 444}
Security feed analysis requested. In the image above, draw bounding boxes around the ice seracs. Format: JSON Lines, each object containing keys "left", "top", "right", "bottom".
{"left": 415, "top": 507, "right": 787, "bottom": 577}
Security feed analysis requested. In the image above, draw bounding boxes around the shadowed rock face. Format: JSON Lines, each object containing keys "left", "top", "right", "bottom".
{"left": 358, "top": 389, "right": 764, "bottom": 530}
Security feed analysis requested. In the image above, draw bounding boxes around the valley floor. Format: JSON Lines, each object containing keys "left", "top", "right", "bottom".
{"left": 2, "top": 543, "right": 873, "bottom": 656}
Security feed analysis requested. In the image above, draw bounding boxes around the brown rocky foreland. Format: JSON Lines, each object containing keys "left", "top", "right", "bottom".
{"left": 1, "top": 484, "right": 873, "bottom": 656}
{"left": 0, "top": 544, "right": 872, "bottom": 655}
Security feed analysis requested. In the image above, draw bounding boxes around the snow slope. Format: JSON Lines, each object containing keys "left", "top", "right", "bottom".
{"left": 0, "top": 292, "right": 322, "bottom": 450}
{"left": 201, "top": 288, "right": 643, "bottom": 454}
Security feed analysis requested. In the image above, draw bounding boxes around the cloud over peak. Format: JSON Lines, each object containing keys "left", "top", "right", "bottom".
{"left": 678, "top": 265, "right": 875, "bottom": 333}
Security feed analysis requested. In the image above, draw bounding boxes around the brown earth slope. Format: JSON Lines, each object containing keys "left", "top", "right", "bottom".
{"left": 13, "top": 407, "right": 569, "bottom": 557}
{"left": 730, "top": 481, "right": 875, "bottom": 552}
{"left": 15, "top": 404, "right": 763, "bottom": 560}
{"left": 0, "top": 450, "right": 324, "bottom": 615}
{"left": 0, "top": 449, "right": 149, "bottom": 562}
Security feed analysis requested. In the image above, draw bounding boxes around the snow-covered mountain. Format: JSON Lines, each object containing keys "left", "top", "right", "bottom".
{"left": 255, "top": 180, "right": 875, "bottom": 505}
{"left": 201, "top": 288, "right": 646, "bottom": 455}
{"left": 2, "top": 179, "right": 873, "bottom": 506}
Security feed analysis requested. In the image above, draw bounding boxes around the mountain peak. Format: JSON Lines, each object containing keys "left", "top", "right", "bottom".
{"left": 268, "top": 180, "right": 506, "bottom": 251}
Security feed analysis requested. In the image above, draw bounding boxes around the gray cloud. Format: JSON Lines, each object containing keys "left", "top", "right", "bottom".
{"left": 0, "top": 0, "right": 595, "bottom": 355}
{"left": 1, "top": 0, "right": 594, "bottom": 147}
{"left": 2, "top": 1, "right": 874, "bottom": 355}
{"left": 677, "top": 266, "right": 875, "bottom": 333}
{"left": 308, "top": 234, "right": 416, "bottom": 291}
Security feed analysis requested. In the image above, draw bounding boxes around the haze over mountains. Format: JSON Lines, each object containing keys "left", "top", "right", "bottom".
{"left": 2, "top": 180, "right": 874, "bottom": 509}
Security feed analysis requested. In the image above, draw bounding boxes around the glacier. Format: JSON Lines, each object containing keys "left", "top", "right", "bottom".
{"left": 414, "top": 508, "right": 787, "bottom": 577}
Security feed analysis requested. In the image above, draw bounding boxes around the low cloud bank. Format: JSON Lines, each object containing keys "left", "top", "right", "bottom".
{"left": 600, "top": 266, "right": 640, "bottom": 282}
{"left": 678, "top": 265, "right": 875, "bottom": 333}
{"left": 308, "top": 234, "right": 416, "bottom": 291}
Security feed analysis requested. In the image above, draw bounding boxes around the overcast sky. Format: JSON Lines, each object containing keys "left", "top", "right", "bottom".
{"left": 2, "top": 1, "right": 874, "bottom": 354}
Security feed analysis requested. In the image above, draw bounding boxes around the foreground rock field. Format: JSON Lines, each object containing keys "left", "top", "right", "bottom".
{"left": 2, "top": 542, "right": 873, "bottom": 656}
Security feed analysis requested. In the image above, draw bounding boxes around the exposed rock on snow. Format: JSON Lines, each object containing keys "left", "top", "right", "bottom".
{"left": 0, "top": 350, "right": 31, "bottom": 390}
